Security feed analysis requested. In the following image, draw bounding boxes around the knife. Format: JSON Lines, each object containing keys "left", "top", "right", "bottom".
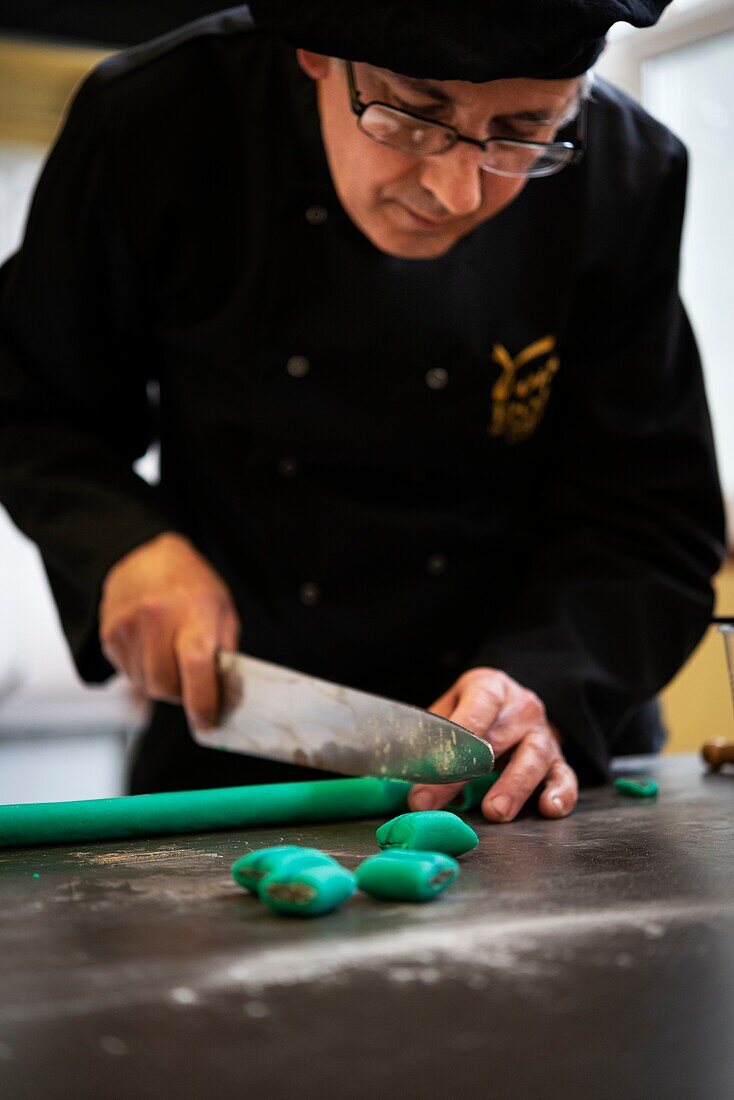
{"left": 191, "top": 651, "right": 494, "bottom": 784}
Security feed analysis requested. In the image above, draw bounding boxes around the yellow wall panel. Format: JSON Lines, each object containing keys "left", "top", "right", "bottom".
{"left": 661, "top": 560, "right": 734, "bottom": 753}
{"left": 0, "top": 38, "right": 109, "bottom": 146}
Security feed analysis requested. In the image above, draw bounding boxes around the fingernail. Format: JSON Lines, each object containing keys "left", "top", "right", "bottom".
{"left": 411, "top": 790, "right": 435, "bottom": 811}
{"left": 488, "top": 794, "right": 512, "bottom": 820}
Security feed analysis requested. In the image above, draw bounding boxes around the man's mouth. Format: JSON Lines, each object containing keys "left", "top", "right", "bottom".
{"left": 395, "top": 202, "right": 455, "bottom": 231}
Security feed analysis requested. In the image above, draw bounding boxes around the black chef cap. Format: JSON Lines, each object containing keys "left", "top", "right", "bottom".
{"left": 248, "top": 0, "right": 673, "bottom": 81}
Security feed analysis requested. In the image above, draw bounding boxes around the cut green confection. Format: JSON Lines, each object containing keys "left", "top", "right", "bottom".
{"left": 356, "top": 849, "right": 459, "bottom": 902}
{"left": 613, "top": 777, "right": 659, "bottom": 799}
{"left": 376, "top": 810, "right": 478, "bottom": 857}
{"left": 231, "top": 846, "right": 336, "bottom": 893}
{"left": 259, "top": 861, "right": 356, "bottom": 916}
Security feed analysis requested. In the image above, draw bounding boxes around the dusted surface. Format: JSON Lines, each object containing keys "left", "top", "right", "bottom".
{"left": 0, "top": 755, "right": 732, "bottom": 1098}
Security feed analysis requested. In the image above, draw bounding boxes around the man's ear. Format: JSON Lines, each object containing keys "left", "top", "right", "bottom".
{"left": 296, "top": 49, "right": 331, "bottom": 80}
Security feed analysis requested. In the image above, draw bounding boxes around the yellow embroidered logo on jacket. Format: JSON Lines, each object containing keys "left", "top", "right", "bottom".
{"left": 488, "top": 334, "right": 560, "bottom": 443}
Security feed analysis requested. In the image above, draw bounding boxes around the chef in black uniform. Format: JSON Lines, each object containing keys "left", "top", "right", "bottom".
{"left": 0, "top": 1, "right": 725, "bottom": 819}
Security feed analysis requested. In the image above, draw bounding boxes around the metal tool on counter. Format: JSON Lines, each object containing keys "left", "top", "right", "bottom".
{"left": 715, "top": 618, "right": 734, "bottom": 715}
{"left": 191, "top": 651, "right": 495, "bottom": 784}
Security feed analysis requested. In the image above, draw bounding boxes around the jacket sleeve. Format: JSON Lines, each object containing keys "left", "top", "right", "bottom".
{"left": 0, "top": 73, "right": 177, "bottom": 683}
{"left": 472, "top": 141, "right": 726, "bottom": 781}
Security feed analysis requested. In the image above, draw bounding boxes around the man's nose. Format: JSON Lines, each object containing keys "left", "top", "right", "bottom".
{"left": 417, "top": 143, "right": 484, "bottom": 218}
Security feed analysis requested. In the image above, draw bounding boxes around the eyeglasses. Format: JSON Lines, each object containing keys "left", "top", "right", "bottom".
{"left": 345, "top": 61, "right": 586, "bottom": 179}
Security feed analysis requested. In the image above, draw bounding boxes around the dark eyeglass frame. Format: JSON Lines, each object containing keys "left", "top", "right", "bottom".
{"left": 345, "top": 60, "right": 586, "bottom": 177}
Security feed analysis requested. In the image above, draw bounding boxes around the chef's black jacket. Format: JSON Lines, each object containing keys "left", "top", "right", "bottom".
{"left": 0, "top": 10, "right": 725, "bottom": 792}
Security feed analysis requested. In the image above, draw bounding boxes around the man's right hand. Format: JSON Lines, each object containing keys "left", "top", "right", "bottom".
{"left": 99, "top": 532, "right": 240, "bottom": 730}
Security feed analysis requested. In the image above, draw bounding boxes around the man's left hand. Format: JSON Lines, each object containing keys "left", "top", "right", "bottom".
{"left": 408, "top": 667, "right": 578, "bottom": 822}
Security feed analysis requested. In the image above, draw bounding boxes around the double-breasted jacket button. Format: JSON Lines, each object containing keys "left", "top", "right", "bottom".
{"left": 425, "top": 367, "right": 448, "bottom": 390}
{"left": 305, "top": 204, "right": 328, "bottom": 225}
{"left": 299, "top": 581, "right": 321, "bottom": 606}
{"left": 426, "top": 553, "right": 448, "bottom": 576}
{"left": 276, "top": 457, "right": 299, "bottom": 478}
{"left": 286, "top": 355, "right": 310, "bottom": 378}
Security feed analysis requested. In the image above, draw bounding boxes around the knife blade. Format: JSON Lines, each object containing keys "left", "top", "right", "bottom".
{"left": 191, "top": 651, "right": 494, "bottom": 784}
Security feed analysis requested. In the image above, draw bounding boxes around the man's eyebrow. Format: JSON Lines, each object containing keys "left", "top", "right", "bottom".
{"left": 391, "top": 75, "right": 578, "bottom": 124}
{"left": 498, "top": 108, "right": 563, "bottom": 123}
{"left": 391, "top": 75, "right": 453, "bottom": 103}
{"left": 496, "top": 91, "right": 580, "bottom": 127}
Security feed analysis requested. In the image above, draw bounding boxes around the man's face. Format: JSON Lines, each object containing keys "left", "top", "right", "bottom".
{"left": 297, "top": 51, "right": 581, "bottom": 259}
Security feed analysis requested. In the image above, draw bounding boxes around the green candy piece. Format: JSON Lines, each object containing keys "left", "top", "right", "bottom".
{"left": 376, "top": 810, "right": 478, "bottom": 857}
{"left": 614, "top": 777, "right": 659, "bottom": 799}
{"left": 231, "top": 846, "right": 335, "bottom": 893}
{"left": 260, "top": 861, "right": 356, "bottom": 916}
{"left": 356, "top": 849, "right": 459, "bottom": 902}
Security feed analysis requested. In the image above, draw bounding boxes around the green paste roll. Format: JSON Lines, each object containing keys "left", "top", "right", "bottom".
{"left": 259, "top": 859, "right": 356, "bottom": 917}
{"left": 231, "top": 846, "right": 336, "bottom": 893}
{"left": 376, "top": 810, "right": 478, "bottom": 857}
{"left": 356, "top": 849, "right": 459, "bottom": 902}
{"left": 0, "top": 777, "right": 411, "bottom": 849}
{"left": 454, "top": 772, "right": 501, "bottom": 811}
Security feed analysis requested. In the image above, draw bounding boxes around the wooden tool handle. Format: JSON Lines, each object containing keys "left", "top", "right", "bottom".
{"left": 701, "top": 739, "right": 734, "bottom": 768}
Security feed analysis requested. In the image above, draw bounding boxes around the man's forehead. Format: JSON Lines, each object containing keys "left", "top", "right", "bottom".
{"left": 366, "top": 63, "right": 581, "bottom": 119}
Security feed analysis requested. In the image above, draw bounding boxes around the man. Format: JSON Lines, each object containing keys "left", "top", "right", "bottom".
{"left": 0, "top": 2, "right": 725, "bottom": 820}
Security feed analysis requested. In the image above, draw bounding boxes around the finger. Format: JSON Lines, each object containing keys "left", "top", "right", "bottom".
{"left": 480, "top": 691, "right": 549, "bottom": 761}
{"left": 409, "top": 683, "right": 480, "bottom": 809}
{"left": 427, "top": 686, "right": 460, "bottom": 719}
{"left": 99, "top": 603, "right": 130, "bottom": 674}
{"left": 408, "top": 780, "right": 466, "bottom": 812}
{"left": 139, "top": 608, "right": 182, "bottom": 704}
{"left": 127, "top": 644, "right": 146, "bottom": 693}
{"left": 449, "top": 677, "right": 507, "bottom": 739}
{"left": 481, "top": 730, "right": 558, "bottom": 823}
{"left": 174, "top": 614, "right": 221, "bottom": 730}
{"left": 219, "top": 608, "right": 241, "bottom": 653}
{"left": 100, "top": 629, "right": 126, "bottom": 674}
{"left": 408, "top": 680, "right": 501, "bottom": 811}
{"left": 538, "top": 759, "right": 578, "bottom": 819}
{"left": 101, "top": 618, "right": 144, "bottom": 687}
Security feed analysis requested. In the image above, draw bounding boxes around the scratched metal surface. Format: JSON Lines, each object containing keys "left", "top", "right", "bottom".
{"left": 0, "top": 754, "right": 732, "bottom": 1100}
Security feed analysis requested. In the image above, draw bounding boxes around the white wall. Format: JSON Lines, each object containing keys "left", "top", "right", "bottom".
{"left": 0, "top": 143, "right": 147, "bottom": 802}
{"left": 0, "top": 142, "right": 82, "bottom": 696}
{"left": 597, "top": 1, "right": 734, "bottom": 520}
